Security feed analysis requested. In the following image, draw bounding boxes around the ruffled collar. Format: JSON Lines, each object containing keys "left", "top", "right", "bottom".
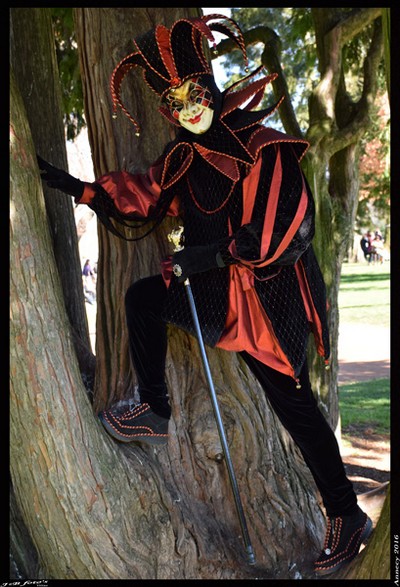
{"left": 160, "top": 75, "right": 284, "bottom": 190}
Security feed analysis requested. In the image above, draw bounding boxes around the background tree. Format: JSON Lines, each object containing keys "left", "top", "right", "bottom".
{"left": 332, "top": 9, "right": 390, "bottom": 580}
{"left": 9, "top": 6, "right": 389, "bottom": 581}
{"left": 51, "top": 7, "right": 86, "bottom": 141}
{"left": 356, "top": 92, "right": 390, "bottom": 240}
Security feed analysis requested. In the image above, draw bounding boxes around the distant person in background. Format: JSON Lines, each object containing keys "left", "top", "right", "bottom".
{"left": 370, "top": 233, "right": 384, "bottom": 264}
{"left": 82, "top": 259, "right": 96, "bottom": 304}
{"left": 360, "top": 232, "right": 371, "bottom": 262}
{"left": 83, "top": 258, "right": 94, "bottom": 275}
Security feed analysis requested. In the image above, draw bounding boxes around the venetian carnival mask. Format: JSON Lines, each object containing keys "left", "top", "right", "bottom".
{"left": 163, "top": 77, "right": 214, "bottom": 134}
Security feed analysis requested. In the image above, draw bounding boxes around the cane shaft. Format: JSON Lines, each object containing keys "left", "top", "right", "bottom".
{"left": 184, "top": 278, "right": 255, "bottom": 565}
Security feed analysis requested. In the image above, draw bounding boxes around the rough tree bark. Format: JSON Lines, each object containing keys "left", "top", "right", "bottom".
{"left": 11, "top": 68, "right": 195, "bottom": 580}
{"left": 72, "top": 7, "right": 192, "bottom": 409}
{"left": 10, "top": 8, "right": 96, "bottom": 578}
{"left": 10, "top": 7, "right": 95, "bottom": 388}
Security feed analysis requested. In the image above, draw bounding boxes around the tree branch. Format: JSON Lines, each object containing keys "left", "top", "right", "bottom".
{"left": 335, "top": 7, "right": 382, "bottom": 46}
{"left": 328, "top": 18, "right": 384, "bottom": 155}
{"left": 215, "top": 26, "right": 303, "bottom": 137}
{"left": 307, "top": 8, "right": 383, "bottom": 153}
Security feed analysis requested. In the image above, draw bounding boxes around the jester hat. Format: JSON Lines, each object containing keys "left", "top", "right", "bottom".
{"left": 111, "top": 13, "right": 280, "bottom": 136}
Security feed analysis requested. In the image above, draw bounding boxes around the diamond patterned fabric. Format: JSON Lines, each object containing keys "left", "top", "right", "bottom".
{"left": 161, "top": 139, "right": 323, "bottom": 375}
{"left": 88, "top": 112, "right": 329, "bottom": 376}
{"left": 170, "top": 21, "right": 209, "bottom": 80}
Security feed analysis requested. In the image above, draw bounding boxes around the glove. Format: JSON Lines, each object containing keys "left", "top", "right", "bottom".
{"left": 37, "top": 155, "right": 85, "bottom": 199}
{"left": 172, "top": 243, "right": 226, "bottom": 283}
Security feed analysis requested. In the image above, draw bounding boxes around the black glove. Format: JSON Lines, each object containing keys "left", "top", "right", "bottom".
{"left": 37, "top": 155, "right": 85, "bottom": 199}
{"left": 172, "top": 243, "right": 226, "bottom": 283}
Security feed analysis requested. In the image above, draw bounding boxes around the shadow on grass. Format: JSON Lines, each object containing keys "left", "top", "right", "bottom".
{"left": 340, "top": 273, "right": 390, "bottom": 284}
{"left": 339, "top": 378, "right": 390, "bottom": 434}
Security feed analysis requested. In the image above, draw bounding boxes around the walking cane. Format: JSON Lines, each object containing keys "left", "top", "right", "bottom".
{"left": 168, "top": 227, "right": 256, "bottom": 566}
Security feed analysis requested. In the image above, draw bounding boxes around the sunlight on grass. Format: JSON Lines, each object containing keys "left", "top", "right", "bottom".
{"left": 339, "top": 262, "right": 390, "bottom": 327}
{"left": 339, "top": 378, "right": 390, "bottom": 434}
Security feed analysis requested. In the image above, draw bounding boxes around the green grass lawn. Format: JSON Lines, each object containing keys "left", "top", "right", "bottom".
{"left": 339, "top": 378, "right": 390, "bottom": 434}
{"left": 338, "top": 261, "right": 390, "bottom": 435}
{"left": 338, "top": 262, "right": 390, "bottom": 327}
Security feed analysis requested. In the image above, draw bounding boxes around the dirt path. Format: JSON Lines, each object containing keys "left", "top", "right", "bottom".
{"left": 338, "top": 322, "right": 390, "bottom": 383}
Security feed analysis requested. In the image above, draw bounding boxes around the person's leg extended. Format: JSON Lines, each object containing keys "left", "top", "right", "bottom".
{"left": 240, "top": 352, "right": 356, "bottom": 515}
{"left": 240, "top": 352, "right": 372, "bottom": 575}
{"left": 125, "top": 274, "right": 171, "bottom": 419}
{"left": 99, "top": 274, "right": 170, "bottom": 445}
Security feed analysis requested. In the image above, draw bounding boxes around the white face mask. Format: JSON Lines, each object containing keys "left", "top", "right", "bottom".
{"left": 164, "top": 77, "right": 214, "bottom": 134}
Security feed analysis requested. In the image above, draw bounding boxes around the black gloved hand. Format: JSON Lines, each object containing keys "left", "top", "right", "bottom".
{"left": 172, "top": 243, "right": 226, "bottom": 283}
{"left": 37, "top": 155, "right": 85, "bottom": 199}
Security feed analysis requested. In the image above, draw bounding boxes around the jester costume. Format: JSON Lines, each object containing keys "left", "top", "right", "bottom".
{"left": 38, "top": 13, "right": 372, "bottom": 576}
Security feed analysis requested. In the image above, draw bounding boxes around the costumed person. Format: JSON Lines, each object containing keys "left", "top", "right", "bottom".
{"left": 37, "top": 14, "right": 372, "bottom": 576}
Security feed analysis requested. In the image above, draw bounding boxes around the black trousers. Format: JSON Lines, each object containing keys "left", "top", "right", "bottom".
{"left": 125, "top": 274, "right": 358, "bottom": 517}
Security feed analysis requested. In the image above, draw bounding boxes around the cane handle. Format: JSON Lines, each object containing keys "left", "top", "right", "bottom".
{"left": 168, "top": 226, "right": 185, "bottom": 252}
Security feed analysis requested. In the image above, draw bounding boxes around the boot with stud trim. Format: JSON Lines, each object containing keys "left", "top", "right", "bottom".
{"left": 314, "top": 508, "right": 373, "bottom": 576}
{"left": 99, "top": 402, "right": 169, "bottom": 446}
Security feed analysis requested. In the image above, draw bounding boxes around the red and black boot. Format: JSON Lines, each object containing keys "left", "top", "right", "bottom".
{"left": 314, "top": 507, "right": 373, "bottom": 576}
{"left": 99, "top": 402, "right": 169, "bottom": 445}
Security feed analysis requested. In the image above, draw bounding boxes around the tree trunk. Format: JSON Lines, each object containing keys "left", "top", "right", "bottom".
{"left": 11, "top": 68, "right": 191, "bottom": 580}
{"left": 10, "top": 482, "right": 40, "bottom": 579}
{"left": 10, "top": 8, "right": 95, "bottom": 389}
{"left": 9, "top": 9, "right": 95, "bottom": 578}
{"left": 72, "top": 7, "right": 193, "bottom": 409}
{"left": 305, "top": 8, "right": 383, "bottom": 428}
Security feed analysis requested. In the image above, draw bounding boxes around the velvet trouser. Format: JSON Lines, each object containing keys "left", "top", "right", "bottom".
{"left": 124, "top": 274, "right": 358, "bottom": 517}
